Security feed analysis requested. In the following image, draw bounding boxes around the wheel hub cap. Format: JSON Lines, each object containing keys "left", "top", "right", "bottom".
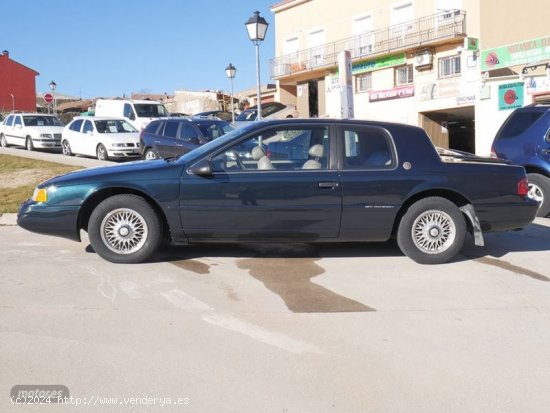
{"left": 100, "top": 208, "right": 148, "bottom": 254}
{"left": 412, "top": 210, "right": 456, "bottom": 255}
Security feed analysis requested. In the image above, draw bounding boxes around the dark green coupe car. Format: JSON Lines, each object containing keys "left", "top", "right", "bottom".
{"left": 18, "top": 119, "right": 538, "bottom": 265}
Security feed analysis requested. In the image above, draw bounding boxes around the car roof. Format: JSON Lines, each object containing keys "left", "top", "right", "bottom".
{"left": 71, "top": 116, "right": 128, "bottom": 121}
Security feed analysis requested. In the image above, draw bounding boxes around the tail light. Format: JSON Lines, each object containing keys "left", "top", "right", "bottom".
{"left": 517, "top": 177, "right": 529, "bottom": 196}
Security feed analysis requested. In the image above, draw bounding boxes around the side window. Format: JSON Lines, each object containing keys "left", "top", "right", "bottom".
{"left": 144, "top": 121, "right": 160, "bottom": 134}
{"left": 82, "top": 120, "right": 94, "bottom": 134}
{"left": 14, "top": 116, "right": 22, "bottom": 127}
{"left": 179, "top": 123, "right": 200, "bottom": 142}
{"left": 5, "top": 115, "right": 14, "bottom": 126}
{"left": 210, "top": 126, "right": 330, "bottom": 172}
{"left": 163, "top": 121, "right": 179, "bottom": 139}
{"left": 123, "top": 103, "right": 135, "bottom": 120}
{"left": 69, "top": 119, "right": 84, "bottom": 132}
{"left": 342, "top": 127, "right": 395, "bottom": 169}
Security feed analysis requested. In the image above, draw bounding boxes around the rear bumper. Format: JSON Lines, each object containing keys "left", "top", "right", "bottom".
{"left": 17, "top": 200, "right": 81, "bottom": 242}
{"left": 476, "top": 198, "right": 539, "bottom": 232}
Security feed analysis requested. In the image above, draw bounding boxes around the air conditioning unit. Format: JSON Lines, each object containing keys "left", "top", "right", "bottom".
{"left": 414, "top": 50, "right": 433, "bottom": 70}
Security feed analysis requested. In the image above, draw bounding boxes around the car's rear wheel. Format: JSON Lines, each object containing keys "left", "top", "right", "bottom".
{"left": 26, "top": 136, "right": 34, "bottom": 151}
{"left": 144, "top": 148, "right": 158, "bottom": 160}
{"left": 0, "top": 134, "right": 8, "bottom": 147}
{"left": 88, "top": 194, "right": 162, "bottom": 263}
{"left": 527, "top": 173, "right": 550, "bottom": 217}
{"left": 62, "top": 140, "right": 73, "bottom": 156}
{"left": 97, "top": 144, "right": 108, "bottom": 161}
{"left": 397, "top": 197, "right": 466, "bottom": 264}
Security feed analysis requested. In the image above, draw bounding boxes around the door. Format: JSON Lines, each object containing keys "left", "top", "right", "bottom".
{"left": 81, "top": 119, "right": 96, "bottom": 156}
{"left": 12, "top": 115, "right": 25, "bottom": 144}
{"left": 155, "top": 120, "right": 179, "bottom": 157}
{"left": 180, "top": 123, "right": 342, "bottom": 241}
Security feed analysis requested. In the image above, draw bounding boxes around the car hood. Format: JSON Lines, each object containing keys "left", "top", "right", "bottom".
{"left": 27, "top": 126, "right": 65, "bottom": 134}
{"left": 39, "top": 158, "right": 183, "bottom": 188}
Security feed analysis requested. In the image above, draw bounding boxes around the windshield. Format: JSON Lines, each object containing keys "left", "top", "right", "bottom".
{"left": 134, "top": 103, "right": 169, "bottom": 118}
{"left": 195, "top": 122, "right": 235, "bottom": 141}
{"left": 95, "top": 119, "right": 138, "bottom": 133}
{"left": 236, "top": 109, "right": 258, "bottom": 122}
{"left": 23, "top": 116, "right": 63, "bottom": 127}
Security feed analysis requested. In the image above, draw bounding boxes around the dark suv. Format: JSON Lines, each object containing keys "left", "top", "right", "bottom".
{"left": 491, "top": 104, "right": 550, "bottom": 216}
{"left": 140, "top": 118, "right": 234, "bottom": 160}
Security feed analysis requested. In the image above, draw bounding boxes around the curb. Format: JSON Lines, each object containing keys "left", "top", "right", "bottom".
{"left": 0, "top": 213, "right": 17, "bottom": 226}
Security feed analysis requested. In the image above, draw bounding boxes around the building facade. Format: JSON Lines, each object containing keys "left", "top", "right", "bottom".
{"left": 0, "top": 51, "right": 39, "bottom": 113}
{"left": 269, "top": 0, "right": 550, "bottom": 155}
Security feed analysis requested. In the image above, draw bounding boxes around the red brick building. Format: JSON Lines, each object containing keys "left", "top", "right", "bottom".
{"left": 0, "top": 50, "right": 39, "bottom": 112}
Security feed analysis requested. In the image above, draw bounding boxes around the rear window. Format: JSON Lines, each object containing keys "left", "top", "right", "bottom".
{"left": 496, "top": 110, "right": 545, "bottom": 140}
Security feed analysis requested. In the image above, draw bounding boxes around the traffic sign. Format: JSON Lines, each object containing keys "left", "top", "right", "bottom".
{"left": 44, "top": 93, "right": 53, "bottom": 103}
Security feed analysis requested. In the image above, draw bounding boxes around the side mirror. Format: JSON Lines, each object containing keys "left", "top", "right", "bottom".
{"left": 86, "top": 130, "right": 93, "bottom": 135}
{"left": 129, "top": 113, "right": 136, "bottom": 121}
{"left": 15, "top": 124, "right": 22, "bottom": 129}
{"left": 187, "top": 158, "right": 212, "bottom": 177}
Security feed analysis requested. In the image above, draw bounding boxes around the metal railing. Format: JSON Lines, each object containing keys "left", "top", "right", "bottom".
{"left": 270, "top": 9, "right": 466, "bottom": 78}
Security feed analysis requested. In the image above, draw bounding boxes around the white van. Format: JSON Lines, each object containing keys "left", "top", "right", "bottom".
{"left": 94, "top": 99, "right": 169, "bottom": 130}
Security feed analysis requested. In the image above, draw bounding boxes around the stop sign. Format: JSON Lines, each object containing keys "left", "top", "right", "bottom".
{"left": 44, "top": 93, "right": 53, "bottom": 103}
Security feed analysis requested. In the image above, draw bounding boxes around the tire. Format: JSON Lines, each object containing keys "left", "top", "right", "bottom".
{"left": 88, "top": 194, "right": 162, "bottom": 264}
{"left": 397, "top": 197, "right": 466, "bottom": 265}
{"left": 97, "top": 144, "right": 108, "bottom": 161}
{"left": 26, "top": 136, "right": 34, "bottom": 151}
{"left": 0, "top": 134, "right": 8, "bottom": 147}
{"left": 62, "top": 140, "right": 73, "bottom": 156}
{"left": 527, "top": 173, "right": 550, "bottom": 217}
{"left": 144, "top": 148, "right": 158, "bottom": 160}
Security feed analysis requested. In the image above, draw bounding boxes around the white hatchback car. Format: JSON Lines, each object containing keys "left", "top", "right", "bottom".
{"left": 62, "top": 117, "right": 141, "bottom": 161}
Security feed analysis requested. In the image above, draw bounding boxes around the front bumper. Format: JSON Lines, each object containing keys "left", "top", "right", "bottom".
{"left": 17, "top": 199, "right": 81, "bottom": 242}
{"left": 108, "top": 147, "right": 141, "bottom": 158}
{"left": 33, "top": 139, "right": 61, "bottom": 149}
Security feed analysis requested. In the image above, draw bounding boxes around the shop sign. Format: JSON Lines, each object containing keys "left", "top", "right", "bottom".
{"left": 481, "top": 35, "right": 550, "bottom": 71}
{"left": 369, "top": 85, "right": 414, "bottom": 102}
{"left": 498, "top": 82, "right": 524, "bottom": 110}
{"left": 352, "top": 53, "right": 406, "bottom": 75}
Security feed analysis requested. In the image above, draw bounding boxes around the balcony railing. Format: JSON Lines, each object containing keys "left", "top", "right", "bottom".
{"left": 270, "top": 9, "right": 466, "bottom": 78}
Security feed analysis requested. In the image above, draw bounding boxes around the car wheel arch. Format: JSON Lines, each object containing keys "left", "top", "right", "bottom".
{"left": 77, "top": 187, "right": 170, "bottom": 240}
{"left": 391, "top": 189, "right": 471, "bottom": 236}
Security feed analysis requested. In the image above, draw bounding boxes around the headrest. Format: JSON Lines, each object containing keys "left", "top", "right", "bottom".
{"left": 251, "top": 145, "right": 266, "bottom": 160}
{"left": 308, "top": 144, "right": 324, "bottom": 158}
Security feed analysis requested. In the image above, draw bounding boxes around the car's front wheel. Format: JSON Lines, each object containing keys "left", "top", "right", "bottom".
{"left": 527, "top": 173, "right": 550, "bottom": 217}
{"left": 97, "top": 144, "right": 109, "bottom": 161}
{"left": 397, "top": 197, "right": 466, "bottom": 264}
{"left": 144, "top": 148, "right": 158, "bottom": 160}
{"left": 0, "top": 134, "right": 8, "bottom": 147}
{"left": 26, "top": 136, "right": 34, "bottom": 151}
{"left": 88, "top": 194, "right": 162, "bottom": 263}
{"left": 62, "top": 140, "right": 73, "bottom": 156}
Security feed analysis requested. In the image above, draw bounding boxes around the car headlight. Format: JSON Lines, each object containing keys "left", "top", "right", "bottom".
{"left": 32, "top": 187, "right": 48, "bottom": 203}
{"left": 40, "top": 133, "right": 53, "bottom": 139}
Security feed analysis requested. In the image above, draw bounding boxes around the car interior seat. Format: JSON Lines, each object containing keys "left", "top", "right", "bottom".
{"left": 251, "top": 145, "right": 274, "bottom": 170}
{"left": 302, "top": 144, "right": 324, "bottom": 169}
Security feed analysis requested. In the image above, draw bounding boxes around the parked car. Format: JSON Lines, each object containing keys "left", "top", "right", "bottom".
{"left": 19, "top": 119, "right": 538, "bottom": 265}
{"left": 94, "top": 99, "right": 169, "bottom": 130}
{"left": 235, "top": 102, "right": 299, "bottom": 127}
{"left": 140, "top": 117, "right": 234, "bottom": 160}
{"left": 491, "top": 103, "right": 550, "bottom": 217}
{"left": 62, "top": 117, "right": 141, "bottom": 161}
{"left": 192, "top": 111, "right": 234, "bottom": 122}
{"left": 0, "top": 113, "right": 64, "bottom": 151}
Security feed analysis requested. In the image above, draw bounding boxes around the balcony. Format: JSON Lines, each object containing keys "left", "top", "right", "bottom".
{"left": 270, "top": 9, "right": 466, "bottom": 79}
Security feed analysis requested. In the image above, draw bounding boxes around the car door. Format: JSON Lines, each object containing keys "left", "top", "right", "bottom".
{"left": 337, "top": 124, "right": 403, "bottom": 241}
{"left": 3, "top": 115, "right": 16, "bottom": 144}
{"left": 155, "top": 120, "right": 179, "bottom": 158}
{"left": 180, "top": 123, "right": 342, "bottom": 241}
{"left": 66, "top": 119, "right": 84, "bottom": 154}
{"left": 13, "top": 115, "right": 25, "bottom": 144}
{"left": 81, "top": 119, "right": 96, "bottom": 157}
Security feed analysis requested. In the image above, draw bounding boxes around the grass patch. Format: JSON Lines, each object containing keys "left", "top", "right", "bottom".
{"left": 0, "top": 154, "right": 81, "bottom": 213}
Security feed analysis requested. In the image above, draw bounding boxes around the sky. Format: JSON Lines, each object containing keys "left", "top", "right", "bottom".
{"left": 2, "top": 0, "right": 276, "bottom": 99}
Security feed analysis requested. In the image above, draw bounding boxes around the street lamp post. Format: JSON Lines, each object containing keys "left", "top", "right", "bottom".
{"left": 49, "top": 80, "right": 57, "bottom": 115}
{"left": 10, "top": 94, "right": 15, "bottom": 112}
{"left": 225, "top": 63, "right": 237, "bottom": 124}
{"left": 245, "top": 11, "right": 268, "bottom": 120}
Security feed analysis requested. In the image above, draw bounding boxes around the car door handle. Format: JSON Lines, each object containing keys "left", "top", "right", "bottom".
{"left": 318, "top": 181, "right": 339, "bottom": 189}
